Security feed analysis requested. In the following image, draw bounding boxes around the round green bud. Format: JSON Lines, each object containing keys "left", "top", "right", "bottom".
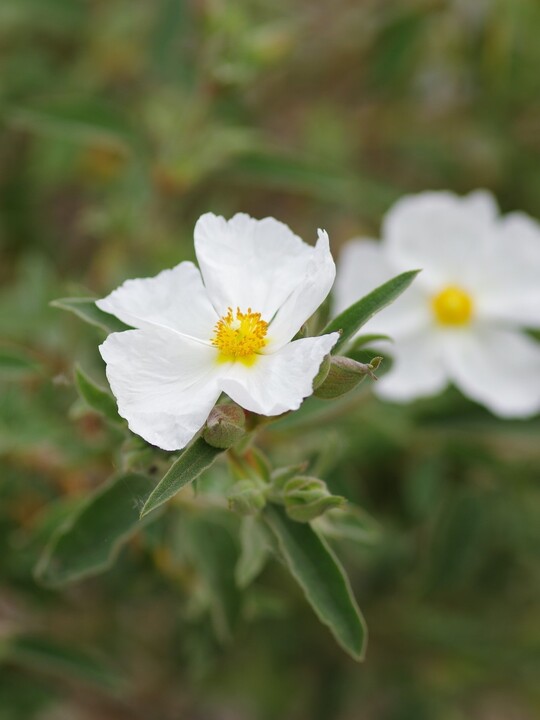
{"left": 203, "top": 404, "right": 246, "bottom": 449}
{"left": 227, "top": 479, "right": 267, "bottom": 516}
{"left": 284, "top": 476, "right": 345, "bottom": 523}
{"left": 314, "top": 355, "right": 382, "bottom": 399}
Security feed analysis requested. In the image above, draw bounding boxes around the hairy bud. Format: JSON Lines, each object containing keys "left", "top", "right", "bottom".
{"left": 312, "top": 353, "right": 332, "bottom": 389}
{"left": 227, "top": 479, "right": 267, "bottom": 515}
{"left": 314, "top": 355, "right": 382, "bottom": 399}
{"left": 284, "top": 476, "right": 345, "bottom": 523}
{"left": 203, "top": 404, "right": 246, "bottom": 449}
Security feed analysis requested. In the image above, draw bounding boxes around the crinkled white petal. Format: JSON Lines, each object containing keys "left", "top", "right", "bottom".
{"left": 264, "top": 230, "right": 336, "bottom": 350}
{"left": 219, "top": 333, "right": 339, "bottom": 416}
{"left": 375, "top": 330, "right": 448, "bottom": 402}
{"left": 476, "top": 212, "right": 540, "bottom": 328}
{"left": 441, "top": 325, "right": 540, "bottom": 418}
{"left": 333, "top": 239, "right": 430, "bottom": 339}
{"left": 96, "top": 262, "right": 218, "bottom": 341}
{"left": 383, "top": 190, "right": 497, "bottom": 291}
{"left": 99, "top": 329, "right": 221, "bottom": 451}
{"left": 194, "top": 213, "right": 322, "bottom": 322}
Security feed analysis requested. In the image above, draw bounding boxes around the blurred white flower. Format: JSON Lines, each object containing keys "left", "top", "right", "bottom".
{"left": 334, "top": 191, "right": 540, "bottom": 417}
{"left": 97, "top": 213, "right": 338, "bottom": 450}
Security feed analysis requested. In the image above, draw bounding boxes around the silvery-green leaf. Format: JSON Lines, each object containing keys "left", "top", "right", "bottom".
{"left": 264, "top": 505, "right": 367, "bottom": 661}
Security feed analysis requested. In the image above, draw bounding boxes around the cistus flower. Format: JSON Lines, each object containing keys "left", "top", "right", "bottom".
{"left": 334, "top": 191, "right": 540, "bottom": 417}
{"left": 97, "top": 213, "right": 339, "bottom": 450}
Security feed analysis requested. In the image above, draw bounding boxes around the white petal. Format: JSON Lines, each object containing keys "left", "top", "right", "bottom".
{"left": 194, "top": 213, "right": 322, "bottom": 321}
{"left": 99, "top": 329, "right": 221, "bottom": 450}
{"left": 219, "top": 333, "right": 339, "bottom": 416}
{"left": 375, "top": 330, "right": 448, "bottom": 402}
{"left": 461, "top": 189, "right": 499, "bottom": 223}
{"left": 96, "top": 262, "right": 218, "bottom": 341}
{"left": 333, "top": 239, "right": 430, "bottom": 339}
{"left": 264, "top": 230, "right": 336, "bottom": 349}
{"left": 383, "top": 190, "right": 496, "bottom": 291}
{"left": 476, "top": 212, "right": 540, "bottom": 328}
{"left": 442, "top": 325, "right": 540, "bottom": 418}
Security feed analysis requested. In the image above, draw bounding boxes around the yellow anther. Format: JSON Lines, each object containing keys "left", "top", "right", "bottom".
{"left": 432, "top": 285, "right": 474, "bottom": 326}
{"left": 212, "top": 307, "right": 268, "bottom": 364}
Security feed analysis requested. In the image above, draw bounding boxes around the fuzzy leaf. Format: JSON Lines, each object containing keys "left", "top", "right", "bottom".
{"left": 314, "top": 505, "right": 382, "bottom": 545}
{"left": 323, "top": 270, "right": 419, "bottom": 353}
{"left": 264, "top": 505, "right": 367, "bottom": 660}
{"left": 75, "top": 365, "right": 123, "bottom": 424}
{"left": 140, "top": 438, "right": 224, "bottom": 517}
{"left": 235, "top": 516, "right": 271, "bottom": 588}
{"left": 182, "top": 513, "right": 241, "bottom": 643}
{"left": 51, "top": 297, "right": 131, "bottom": 333}
{"left": 35, "top": 473, "right": 158, "bottom": 587}
{"left": 0, "top": 347, "right": 39, "bottom": 376}
{"left": 0, "top": 635, "right": 121, "bottom": 691}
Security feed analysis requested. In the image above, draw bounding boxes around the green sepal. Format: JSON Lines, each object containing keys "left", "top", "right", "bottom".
{"left": 283, "top": 476, "right": 346, "bottom": 522}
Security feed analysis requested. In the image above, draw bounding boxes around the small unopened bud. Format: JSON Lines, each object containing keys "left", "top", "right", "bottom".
{"left": 314, "top": 355, "right": 382, "bottom": 399}
{"left": 312, "top": 354, "right": 331, "bottom": 389}
{"left": 228, "top": 479, "right": 267, "bottom": 515}
{"left": 203, "top": 404, "right": 246, "bottom": 449}
{"left": 284, "top": 476, "right": 345, "bottom": 523}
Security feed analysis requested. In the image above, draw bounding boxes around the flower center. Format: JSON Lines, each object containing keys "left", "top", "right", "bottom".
{"left": 432, "top": 285, "right": 474, "bottom": 326}
{"left": 212, "top": 307, "right": 268, "bottom": 363}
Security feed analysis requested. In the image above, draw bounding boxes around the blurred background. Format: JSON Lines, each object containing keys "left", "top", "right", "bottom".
{"left": 1, "top": 0, "right": 540, "bottom": 718}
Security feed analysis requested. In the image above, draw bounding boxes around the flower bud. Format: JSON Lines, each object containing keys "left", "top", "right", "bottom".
{"left": 313, "top": 355, "right": 382, "bottom": 399}
{"left": 203, "top": 404, "right": 246, "bottom": 449}
{"left": 227, "top": 479, "right": 267, "bottom": 515}
{"left": 312, "top": 353, "right": 331, "bottom": 389}
{"left": 284, "top": 476, "right": 345, "bottom": 523}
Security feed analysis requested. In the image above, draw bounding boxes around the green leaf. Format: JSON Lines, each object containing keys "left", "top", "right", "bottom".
{"left": 263, "top": 505, "right": 367, "bottom": 660}
{"left": 323, "top": 270, "right": 419, "bottom": 353}
{"left": 0, "top": 635, "right": 121, "bottom": 691}
{"left": 140, "top": 438, "right": 224, "bottom": 517}
{"left": 35, "top": 473, "right": 158, "bottom": 587}
{"left": 314, "top": 505, "right": 382, "bottom": 546}
{"left": 75, "top": 365, "right": 122, "bottom": 425}
{"left": 50, "top": 297, "right": 131, "bottom": 333}
{"left": 181, "top": 513, "right": 241, "bottom": 643}
{"left": 6, "top": 99, "right": 138, "bottom": 151}
{"left": 235, "top": 516, "right": 271, "bottom": 588}
{"left": 347, "top": 333, "right": 392, "bottom": 351}
{"left": 0, "top": 347, "right": 39, "bottom": 377}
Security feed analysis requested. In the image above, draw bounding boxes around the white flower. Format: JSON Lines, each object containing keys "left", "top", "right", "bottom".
{"left": 334, "top": 190, "right": 540, "bottom": 417}
{"left": 97, "top": 213, "right": 339, "bottom": 450}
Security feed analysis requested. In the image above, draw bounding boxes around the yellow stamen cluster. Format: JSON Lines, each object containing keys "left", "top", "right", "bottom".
{"left": 432, "top": 285, "right": 474, "bottom": 326}
{"left": 212, "top": 307, "right": 268, "bottom": 363}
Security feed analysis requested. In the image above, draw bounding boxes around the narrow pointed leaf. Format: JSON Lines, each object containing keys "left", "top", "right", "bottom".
{"left": 0, "top": 635, "right": 121, "bottom": 691}
{"left": 51, "top": 297, "right": 131, "bottom": 333}
{"left": 347, "top": 333, "right": 392, "bottom": 351}
{"left": 35, "top": 473, "right": 158, "bottom": 587}
{"left": 0, "top": 347, "right": 39, "bottom": 376}
{"left": 140, "top": 438, "right": 224, "bottom": 517}
{"left": 75, "top": 365, "right": 123, "bottom": 424}
{"left": 323, "top": 269, "right": 419, "bottom": 353}
{"left": 264, "top": 505, "right": 367, "bottom": 660}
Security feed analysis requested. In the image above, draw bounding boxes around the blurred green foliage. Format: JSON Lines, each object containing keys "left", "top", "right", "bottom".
{"left": 1, "top": 0, "right": 540, "bottom": 718}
